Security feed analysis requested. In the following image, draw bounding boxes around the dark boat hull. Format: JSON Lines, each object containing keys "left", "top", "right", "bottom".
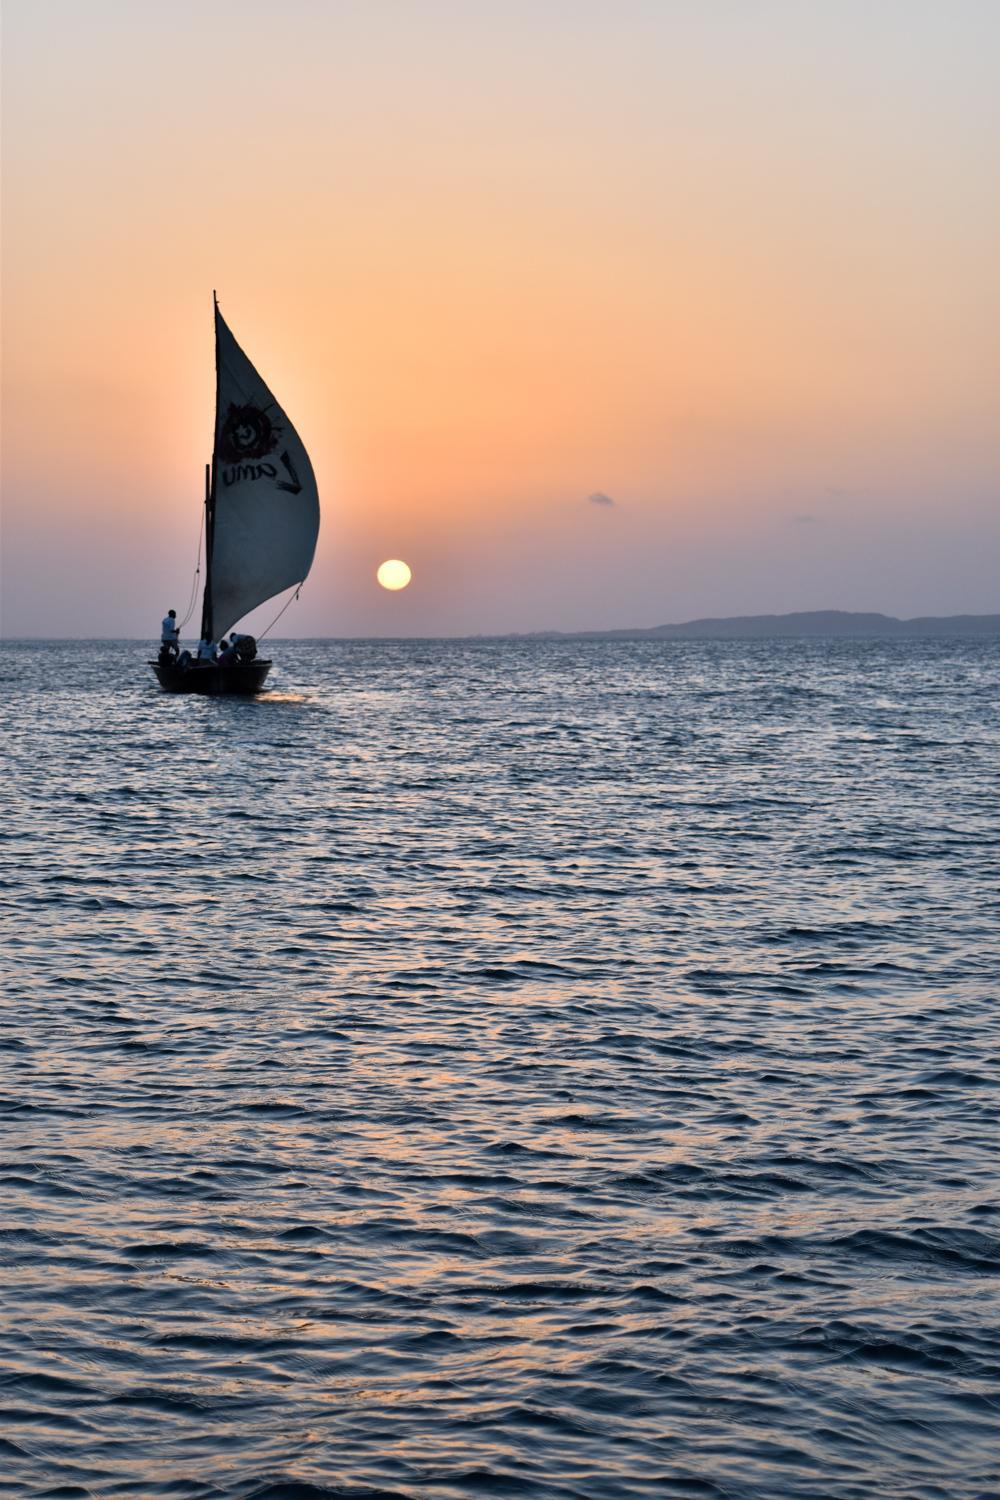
{"left": 150, "top": 659, "right": 272, "bottom": 695}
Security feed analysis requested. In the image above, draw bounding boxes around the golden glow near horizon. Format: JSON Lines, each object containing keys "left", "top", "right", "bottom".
{"left": 377, "top": 560, "right": 413, "bottom": 592}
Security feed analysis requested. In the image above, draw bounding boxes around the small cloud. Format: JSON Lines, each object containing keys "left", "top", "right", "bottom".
{"left": 790, "top": 513, "right": 820, "bottom": 525}
{"left": 587, "top": 491, "right": 616, "bottom": 508}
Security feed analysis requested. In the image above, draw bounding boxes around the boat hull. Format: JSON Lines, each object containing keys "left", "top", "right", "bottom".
{"left": 150, "top": 659, "right": 272, "bottom": 695}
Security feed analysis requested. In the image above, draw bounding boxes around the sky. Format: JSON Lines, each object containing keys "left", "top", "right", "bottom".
{"left": 2, "top": 0, "right": 998, "bottom": 637}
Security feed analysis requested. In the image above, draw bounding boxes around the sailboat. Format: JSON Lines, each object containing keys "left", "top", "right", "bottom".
{"left": 151, "top": 295, "right": 320, "bottom": 695}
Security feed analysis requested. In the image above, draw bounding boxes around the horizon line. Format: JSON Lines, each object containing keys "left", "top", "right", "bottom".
{"left": 4, "top": 606, "right": 1000, "bottom": 644}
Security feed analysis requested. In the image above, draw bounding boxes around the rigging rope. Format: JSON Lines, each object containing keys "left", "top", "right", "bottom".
{"left": 177, "top": 511, "right": 204, "bottom": 629}
{"left": 257, "top": 583, "right": 303, "bottom": 642}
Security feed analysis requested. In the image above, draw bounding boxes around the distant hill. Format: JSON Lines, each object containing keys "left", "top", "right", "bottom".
{"left": 525, "top": 611, "right": 1000, "bottom": 641}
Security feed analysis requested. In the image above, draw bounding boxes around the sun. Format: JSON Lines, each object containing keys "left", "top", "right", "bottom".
{"left": 376, "top": 559, "right": 412, "bottom": 591}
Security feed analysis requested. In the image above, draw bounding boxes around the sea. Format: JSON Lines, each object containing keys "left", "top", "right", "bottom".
{"left": 1, "top": 637, "right": 998, "bottom": 1500}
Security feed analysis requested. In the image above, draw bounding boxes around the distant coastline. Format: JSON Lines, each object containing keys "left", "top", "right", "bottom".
{"left": 511, "top": 610, "right": 1000, "bottom": 641}
{"left": 5, "top": 610, "right": 1000, "bottom": 641}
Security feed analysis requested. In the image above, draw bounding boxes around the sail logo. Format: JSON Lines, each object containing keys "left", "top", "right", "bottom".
{"left": 222, "top": 450, "right": 303, "bottom": 495}
{"left": 218, "top": 402, "right": 303, "bottom": 494}
{"left": 219, "top": 402, "right": 279, "bottom": 463}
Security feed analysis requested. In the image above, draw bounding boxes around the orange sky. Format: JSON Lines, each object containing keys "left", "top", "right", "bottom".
{"left": 2, "top": 1, "right": 998, "bottom": 635}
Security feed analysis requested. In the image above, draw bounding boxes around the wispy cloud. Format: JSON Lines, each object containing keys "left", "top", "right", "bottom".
{"left": 587, "top": 491, "right": 616, "bottom": 508}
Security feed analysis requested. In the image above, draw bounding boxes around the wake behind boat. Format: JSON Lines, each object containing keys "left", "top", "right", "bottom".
{"left": 152, "top": 296, "right": 320, "bottom": 695}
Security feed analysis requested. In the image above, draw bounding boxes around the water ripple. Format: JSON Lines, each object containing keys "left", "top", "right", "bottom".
{"left": 1, "top": 637, "right": 998, "bottom": 1499}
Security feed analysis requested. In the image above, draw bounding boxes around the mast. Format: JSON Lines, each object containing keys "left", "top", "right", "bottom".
{"left": 199, "top": 460, "right": 214, "bottom": 643}
{"left": 198, "top": 293, "right": 221, "bottom": 644}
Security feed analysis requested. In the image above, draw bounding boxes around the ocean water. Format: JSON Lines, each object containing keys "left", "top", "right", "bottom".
{"left": 1, "top": 637, "right": 998, "bottom": 1500}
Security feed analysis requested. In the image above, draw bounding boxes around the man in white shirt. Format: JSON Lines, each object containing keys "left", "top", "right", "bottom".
{"left": 197, "top": 638, "right": 217, "bottom": 661}
{"left": 158, "top": 609, "right": 180, "bottom": 664}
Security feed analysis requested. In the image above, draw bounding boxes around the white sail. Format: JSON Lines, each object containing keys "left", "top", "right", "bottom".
{"left": 208, "top": 304, "right": 319, "bottom": 640}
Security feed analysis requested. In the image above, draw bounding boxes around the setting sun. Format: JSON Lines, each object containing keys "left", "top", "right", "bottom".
{"left": 376, "top": 559, "right": 412, "bottom": 591}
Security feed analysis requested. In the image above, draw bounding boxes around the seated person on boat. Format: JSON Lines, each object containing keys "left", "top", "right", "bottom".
{"left": 215, "top": 634, "right": 258, "bottom": 667}
{"left": 230, "top": 633, "right": 257, "bottom": 662}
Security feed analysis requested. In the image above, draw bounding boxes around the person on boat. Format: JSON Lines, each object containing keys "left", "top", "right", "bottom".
{"left": 218, "top": 638, "right": 239, "bottom": 666}
{"left": 196, "top": 638, "right": 217, "bottom": 662}
{"left": 231, "top": 633, "right": 257, "bottom": 662}
{"left": 160, "top": 610, "right": 180, "bottom": 656}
